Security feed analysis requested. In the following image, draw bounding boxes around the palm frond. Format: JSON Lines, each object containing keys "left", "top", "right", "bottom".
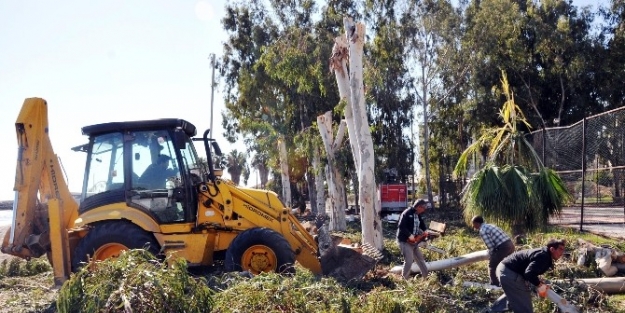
{"left": 531, "top": 168, "right": 573, "bottom": 221}
{"left": 498, "top": 165, "right": 532, "bottom": 225}
{"left": 457, "top": 70, "right": 572, "bottom": 234}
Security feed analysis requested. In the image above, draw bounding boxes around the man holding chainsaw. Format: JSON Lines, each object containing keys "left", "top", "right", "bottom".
{"left": 471, "top": 215, "right": 515, "bottom": 286}
{"left": 496, "top": 239, "right": 567, "bottom": 313}
{"left": 396, "top": 199, "right": 429, "bottom": 280}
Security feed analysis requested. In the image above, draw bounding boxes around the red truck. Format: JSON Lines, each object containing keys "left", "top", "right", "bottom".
{"left": 379, "top": 183, "right": 408, "bottom": 216}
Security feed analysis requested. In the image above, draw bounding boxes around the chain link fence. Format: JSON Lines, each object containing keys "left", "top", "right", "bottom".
{"left": 530, "top": 107, "right": 625, "bottom": 233}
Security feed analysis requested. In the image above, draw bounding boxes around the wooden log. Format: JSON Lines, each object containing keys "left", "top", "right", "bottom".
{"left": 390, "top": 249, "right": 489, "bottom": 274}
{"left": 552, "top": 277, "right": 625, "bottom": 294}
{"left": 462, "top": 281, "right": 579, "bottom": 313}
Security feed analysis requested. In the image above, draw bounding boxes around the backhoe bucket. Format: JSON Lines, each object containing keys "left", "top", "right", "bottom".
{"left": 317, "top": 227, "right": 379, "bottom": 282}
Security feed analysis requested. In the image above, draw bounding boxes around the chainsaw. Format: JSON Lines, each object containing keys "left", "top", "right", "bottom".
{"left": 408, "top": 230, "right": 446, "bottom": 254}
{"left": 407, "top": 232, "right": 431, "bottom": 245}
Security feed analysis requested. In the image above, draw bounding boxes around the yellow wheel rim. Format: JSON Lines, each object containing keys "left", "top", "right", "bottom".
{"left": 93, "top": 243, "right": 129, "bottom": 261}
{"left": 241, "top": 245, "right": 277, "bottom": 274}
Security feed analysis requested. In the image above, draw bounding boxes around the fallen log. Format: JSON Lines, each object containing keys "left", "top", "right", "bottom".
{"left": 576, "top": 239, "right": 625, "bottom": 277}
{"left": 462, "top": 281, "right": 579, "bottom": 313}
{"left": 390, "top": 249, "right": 489, "bottom": 275}
{"left": 552, "top": 277, "right": 625, "bottom": 294}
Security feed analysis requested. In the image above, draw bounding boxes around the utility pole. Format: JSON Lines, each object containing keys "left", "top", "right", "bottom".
{"left": 209, "top": 54, "right": 216, "bottom": 139}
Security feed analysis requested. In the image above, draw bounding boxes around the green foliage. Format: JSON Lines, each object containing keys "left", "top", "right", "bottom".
{"left": 57, "top": 250, "right": 213, "bottom": 313}
{"left": 455, "top": 72, "right": 571, "bottom": 233}
{"left": 2, "top": 209, "right": 625, "bottom": 313}
{"left": 0, "top": 257, "right": 51, "bottom": 277}
{"left": 226, "top": 149, "right": 249, "bottom": 185}
{"left": 208, "top": 221, "right": 624, "bottom": 313}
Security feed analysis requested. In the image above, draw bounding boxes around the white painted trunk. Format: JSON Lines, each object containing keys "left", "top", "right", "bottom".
{"left": 390, "top": 249, "right": 489, "bottom": 274}
{"left": 317, "top": 112, "right": 347, "bottom": 231}
{"left": 331, "top": 35, "right": 360, "bottom": 170}
{"left": 312, "top": 147, "right": 325, "bottom": 215}
{"left": 552, "top": 277, "right": 625, "bottom": 294}
{"left": 278, "top": 137, "right": 291, "bottom": 208}
{"left": 344, "top": 17, "right": 384, "bottom": 250}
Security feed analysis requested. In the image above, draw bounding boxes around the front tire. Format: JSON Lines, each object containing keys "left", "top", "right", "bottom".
{"left": 224, "top": 227, "right": 295, "bottom": 274}
{"left": 71, "top": 221, "right": 160, "bottom": 272}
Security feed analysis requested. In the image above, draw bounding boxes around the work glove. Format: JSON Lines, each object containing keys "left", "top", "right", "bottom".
{"left": 537, "top": 283, "right": 550, "bottom": 298}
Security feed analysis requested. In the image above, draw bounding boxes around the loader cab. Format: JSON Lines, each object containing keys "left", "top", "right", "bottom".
{"left": 75, "top": 119, "right": 207, "bottom": 224}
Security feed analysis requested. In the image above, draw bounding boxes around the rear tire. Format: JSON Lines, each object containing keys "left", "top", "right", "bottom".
{"left": 224, "top": 227, "right": 295, "bottom": 274}
{"left": 71, "top": 221, "right": 160, "bottom": 272}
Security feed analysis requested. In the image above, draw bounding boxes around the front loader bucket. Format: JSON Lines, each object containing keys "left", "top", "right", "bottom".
{"left": 316, "top": 226, "right": 380, "bottom": 282}
{"left": 320, "top": 244, "right": 378, "bottom": 282}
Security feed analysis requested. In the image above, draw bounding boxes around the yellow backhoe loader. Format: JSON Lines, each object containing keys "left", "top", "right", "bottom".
{"left": 1, "top": 98, "right": 376, "bottom": 285}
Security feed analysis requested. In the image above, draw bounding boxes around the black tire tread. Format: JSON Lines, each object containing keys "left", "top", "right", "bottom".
{"left": 71, "top": 221, "right": 159, "bottom": 272}
{"left": 224, "top": 227, "right": 295, "bottom": 274}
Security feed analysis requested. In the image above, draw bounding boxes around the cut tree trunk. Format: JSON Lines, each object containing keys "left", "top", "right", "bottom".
{"left": 461, "top": 282, "right": 579, "bottom": 312}
{"left": 317, "top": 112, "right": 347, "bottom": 231}
{"left": 389, "top": 249, "right": 489, "bottom": 274}
{"left": 576, "top": 238, "right": 625, "bottom": 277}
{"left": 344, "top": 17, "right": 384, "bottom": 250}
{"left": 551, "top": 277, "right": 625, "bottom": 294}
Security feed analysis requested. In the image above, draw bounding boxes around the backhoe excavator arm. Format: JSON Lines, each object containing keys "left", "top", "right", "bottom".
{"left": 1, "top": 98, "right": 79, "bottom": 284}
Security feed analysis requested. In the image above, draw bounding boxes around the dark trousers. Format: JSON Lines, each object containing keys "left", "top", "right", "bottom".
{"left": 489, "top": 240, "right": 515, "bottom": 286}
{"left": 496, "top": 263, "right": 533, "bottom": 313}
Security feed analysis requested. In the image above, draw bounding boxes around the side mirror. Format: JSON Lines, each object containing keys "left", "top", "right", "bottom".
{"left": 211, "top": 141, "right": 222, "bottom": 157}
{"left": 173, "top": 128, "right": 187, "bottom": 150}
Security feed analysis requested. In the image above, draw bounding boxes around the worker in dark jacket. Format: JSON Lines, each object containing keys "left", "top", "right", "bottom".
{"left": 496, "top": 239, "right": 566, "bottom": 313}
{"left": 396, "top": 199, "right": 429, "bottom": 280}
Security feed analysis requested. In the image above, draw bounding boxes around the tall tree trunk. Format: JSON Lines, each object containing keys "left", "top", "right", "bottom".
{"left": 278, "top": 136, "right": 291, "bottom": 207}
{"left": 306, "top": 169, "right": 317, "bottom": 214}
{"left": 344, "top": 18, "right": 384, "bottom": 249}
{"left": 259, "top": 163, "right": 269, "bottom": 189}
{"left": 330, "top": 36, "right": 361, "bottom": 171}
{"left": 421, "top": 69, "right": 434, "bottom": 205}
{"left": 317, "top": 112, "right": 347, "bottom": 231}
{"left": 312, "top": 146, "right": 325, "bottom": 215}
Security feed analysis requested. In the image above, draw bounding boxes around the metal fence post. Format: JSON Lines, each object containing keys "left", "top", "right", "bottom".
{"left": 580, "top": 117, "right": 587, "bottom": 232}
{"left": 542, "top": 127, "right": 546, "bottom": 166}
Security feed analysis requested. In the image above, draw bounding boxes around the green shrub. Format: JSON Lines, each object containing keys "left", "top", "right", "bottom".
{"left": 57, "top": 249, "right": 213, "bottom": 313}
{"left": 0, "top": 257, "right": 51, "bottom": 277}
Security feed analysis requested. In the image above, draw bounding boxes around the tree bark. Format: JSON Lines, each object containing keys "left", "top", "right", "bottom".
{"left": 330, "top": 35, "right": 361, "bottom": 171}
{"left": 312, "top": 146, "right": 324, "bottom": 215}
{"left": 421, "top": 66, "right": 434, "bottom": 205}
{"left": 390, "top": 250, "right": 489, "bottom": 274}
{"left": 278, "top": 136, "right": 291, "bottom": 207}
{"left": 317, "top": 111, "right": 347, "bottom": 230}
{"left": 344, "top": 18, "right": 384, "bottom": 249}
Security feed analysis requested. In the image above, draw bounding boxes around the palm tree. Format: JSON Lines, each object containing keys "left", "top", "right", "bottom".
{"left": 226, "top": 150, "right": 248, "bottom": 186}
{"left": 251, "top": 152, "right": 270, "bottom": 188}
{"left": 454, "top": 71, "right": 572, "bottom": 235}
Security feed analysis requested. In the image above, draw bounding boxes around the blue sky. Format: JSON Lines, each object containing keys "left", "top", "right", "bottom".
{"left": 0, "top": 0, "right": 232, "bottom": 200}
{"left": 0, "top": 0, "right": 607, "bottom": 201}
